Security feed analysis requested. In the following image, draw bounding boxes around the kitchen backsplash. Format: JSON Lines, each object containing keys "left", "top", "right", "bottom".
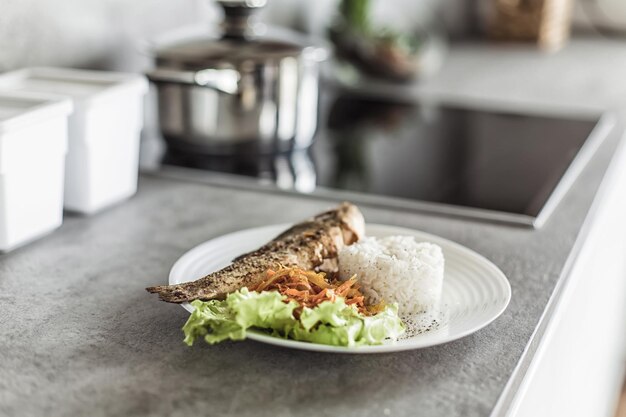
{"left": 0, "top": 0, "right": 475, "bottom": 73}
{"left": 0, "top": 0, "right": 207, "bottom": 72}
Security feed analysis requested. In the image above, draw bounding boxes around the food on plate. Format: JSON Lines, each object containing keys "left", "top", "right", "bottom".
{"left": 183, "top": 268, "right": 405, "bottom": 347}
{"left": 250, "top": 267, "right": 386, "bottom": 316}
{"left": 146, "top": 202, "right": 365, "bottom": 303}
{"left": 148, "top": 202, "right": 447, "bottom": 347}
{"left": 339, "top": 236, "right": 444, "bottom": 316}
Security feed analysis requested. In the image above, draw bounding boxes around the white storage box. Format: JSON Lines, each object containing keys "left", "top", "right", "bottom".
{"left": 0, "top": 68, "right": 148, "bottom": 214}
{"left": 0, "top": 93, "right": 72, "bottom": 252}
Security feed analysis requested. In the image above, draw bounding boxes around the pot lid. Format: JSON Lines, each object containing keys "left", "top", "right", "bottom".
{"left": 155, "top": 35, "right": 306, "bottom": 67}
{"left": 153, "top": 0, "right": 326, "bottom": 67}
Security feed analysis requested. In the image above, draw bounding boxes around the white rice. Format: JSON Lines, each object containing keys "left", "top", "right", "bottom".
{"left": 338, "top": 236, "right": 444, "bottom": 316}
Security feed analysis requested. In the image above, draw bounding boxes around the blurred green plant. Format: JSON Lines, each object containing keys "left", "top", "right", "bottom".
{"left": 339, "top": 0, "right": 372, "bottom": 33}
{"left": 330, "top": 0, "right": 423, "bottom": 81}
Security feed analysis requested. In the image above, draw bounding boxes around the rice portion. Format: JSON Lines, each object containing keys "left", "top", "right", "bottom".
{"left": 338, "top": 236, "right": 444, "bottom": 316}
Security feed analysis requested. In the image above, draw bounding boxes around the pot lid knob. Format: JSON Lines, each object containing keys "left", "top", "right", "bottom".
{"left": 215, "top": 0, "right": 267, "bottom": 38}
{"left": 217, "top": 0, "right": 267, "bottom": 8}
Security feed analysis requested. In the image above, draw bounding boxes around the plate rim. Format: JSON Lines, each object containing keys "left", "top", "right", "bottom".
{"left": 169, "top": 223, "right": 511, "bottom": 354}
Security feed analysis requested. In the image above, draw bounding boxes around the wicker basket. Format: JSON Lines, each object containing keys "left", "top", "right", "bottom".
{"left": 487, "top": 0, "right": 574, "bottom": 50}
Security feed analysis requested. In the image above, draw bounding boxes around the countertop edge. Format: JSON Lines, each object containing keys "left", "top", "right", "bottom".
{"left": 491, "top": 126, "right": 626, "bottom": 417}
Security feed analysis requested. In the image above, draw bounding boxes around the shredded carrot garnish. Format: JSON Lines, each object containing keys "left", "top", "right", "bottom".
{"left": 249, "top": 267, "right": 385, "bottom": 316}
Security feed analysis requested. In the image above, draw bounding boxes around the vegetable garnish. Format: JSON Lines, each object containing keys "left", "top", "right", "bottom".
{"left": 182, "top": 289, "right": 405, "bottom": 347}
{"left": 182, "top": 268, "right": 404, "bottom": 347}
{"left": 250, "top": 267, "right": 386, "bottom": 316}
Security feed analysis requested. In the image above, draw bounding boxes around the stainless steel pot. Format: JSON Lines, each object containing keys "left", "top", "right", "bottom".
{"left": 147, "top": 0, "right": 327, "bottom": 154}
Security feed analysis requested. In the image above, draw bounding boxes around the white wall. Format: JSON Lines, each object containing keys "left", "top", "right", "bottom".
{"left": 0, "top": 0, "right": 209, "bottom": 72}
{"left": 0, "top": 0, "right": 474, "bottom": 72}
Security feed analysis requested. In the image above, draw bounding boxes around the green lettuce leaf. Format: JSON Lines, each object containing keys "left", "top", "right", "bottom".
{"left": 299, "top": 297, "right": 352, "bottom": 330}
{"left": 360, "top": 303, "right": 406, "bottom": 345}
{"left": 226, "top": 288, "right": 299, "bottom": 332}
{"left": 295, "top": 298, "right": 362, "bottom": 346}
{"left": 183, "top": 299, "right": 246, "bottom": 345}
{"left": 182, "top": 288, "right": 405, "bottom": 347}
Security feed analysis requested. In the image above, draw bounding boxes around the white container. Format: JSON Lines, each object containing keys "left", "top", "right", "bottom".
{"left": 0, "top": 68, "right": 148, "bottom": 214}
{"left": 0, "top": 93, "right": 72, "bottom": 252}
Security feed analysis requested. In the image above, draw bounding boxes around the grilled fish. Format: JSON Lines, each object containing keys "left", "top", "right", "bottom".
{"left": 146, "top": 202, "right": 365, "bottom": 303}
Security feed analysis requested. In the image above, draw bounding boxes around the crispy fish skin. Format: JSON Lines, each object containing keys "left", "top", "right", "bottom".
{"left": 146, "top": 202, "right": 365, "bottom": 303}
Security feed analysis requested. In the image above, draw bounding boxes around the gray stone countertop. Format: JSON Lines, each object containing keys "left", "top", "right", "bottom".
{"left": 1, "top": 117, "right": 624, "bottom": 417}
{"left": 4, "top": 36, "right": 626, "bottom": 417}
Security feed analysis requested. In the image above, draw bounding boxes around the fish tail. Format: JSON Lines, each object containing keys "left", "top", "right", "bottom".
{"left": 145, "top": 284, "right": 190, "bottom": 303}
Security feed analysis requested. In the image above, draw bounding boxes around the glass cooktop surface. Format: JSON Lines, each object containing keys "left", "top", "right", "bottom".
{"left": 161, "top": 94, "right": 607, "bottom": 227}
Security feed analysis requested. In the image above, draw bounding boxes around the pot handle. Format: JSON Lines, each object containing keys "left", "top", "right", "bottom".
{"left": 146, "top": 68, "right": 240, "bottom": 95}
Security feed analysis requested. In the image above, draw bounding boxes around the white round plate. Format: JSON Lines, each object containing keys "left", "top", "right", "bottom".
{"left": 170, "top": 224, "right": 511, "bottom": 353}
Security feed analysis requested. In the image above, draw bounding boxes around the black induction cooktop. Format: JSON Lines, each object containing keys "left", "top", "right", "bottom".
{"left": 162, "top": 94, "right": 612, "bottom": 228}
